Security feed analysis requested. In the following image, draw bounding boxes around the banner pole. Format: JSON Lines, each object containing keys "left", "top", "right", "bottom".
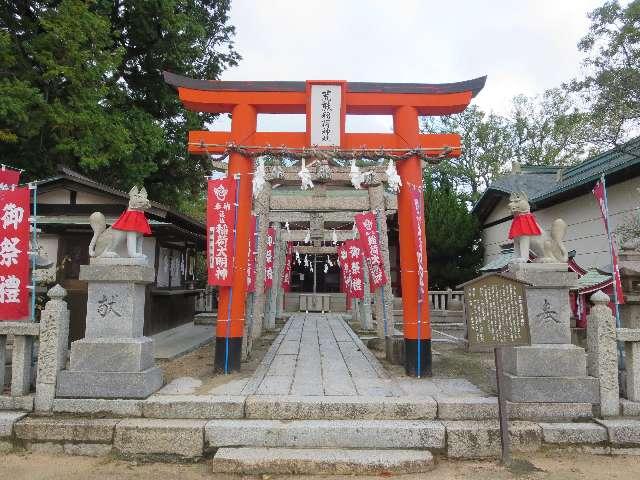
{"left": 600, "top": 174, "right": 625, "bottom": 368}
{"left": 375, "top": 210, "right": 388, "bottom": 337}
{"left": 224, "top": 175, "right": 241, "bottom": 374}
{"left": 30, "top": 183, "right": 37, "bottom": 322}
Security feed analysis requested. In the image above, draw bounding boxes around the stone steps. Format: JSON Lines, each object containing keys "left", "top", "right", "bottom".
{"left": 211, "top": 447, "right": 435, "bottom": 475}
{"left": 205, "top": 419, "right": 445, "bottom": 449}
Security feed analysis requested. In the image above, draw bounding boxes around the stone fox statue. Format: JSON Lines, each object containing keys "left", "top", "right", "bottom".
{"left": 508, "top": 191, "right": 568, "bottom": 263}
{"left": 89, "top": 186, "right": 152, "bottom": 259}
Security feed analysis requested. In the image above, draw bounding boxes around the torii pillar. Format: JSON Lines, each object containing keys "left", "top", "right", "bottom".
{"left": 164, "top": 72, "right": 485, "bottom": 375}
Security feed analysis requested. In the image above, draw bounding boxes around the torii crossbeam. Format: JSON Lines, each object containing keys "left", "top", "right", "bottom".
{"left": 165, "top": 71, "right": 485, "bottom": 376}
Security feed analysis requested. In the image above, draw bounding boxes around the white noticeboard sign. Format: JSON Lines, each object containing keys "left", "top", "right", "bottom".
{"left": 310, "top": 84, "right": 342, "bottom": 147}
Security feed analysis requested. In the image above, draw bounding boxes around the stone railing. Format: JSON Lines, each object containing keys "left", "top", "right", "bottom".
{"left": 429, "top": 289, "right": 464, "bottom": 311}
{"left": 195, "top": 286, "right": 216, "bottom": 313}
{"left": 0, "top": 285, "right": 69, "bottom": 413}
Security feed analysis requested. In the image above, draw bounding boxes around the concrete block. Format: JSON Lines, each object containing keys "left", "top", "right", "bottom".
{"left": 621, "top": 399, "right": 640, "bottom": 417}
{"left": 85, "top": 282, "right": 147, "bottom": 338}
{"left": 114, "top": 419, "right": 206, "bottom": 459}
{"left": 211, "top": 447, "right": 435, "bottom": 475}
{"left": 205, "top": 419, "right": 445, "bottom": 449}
{"left": 525, "top": 287, "right": 572, "bottom": 344}
{"left": 56, "top": 366, "right": 163, "bottom": 399}
{"left": 596, "top": 419, "right": 640, "bottom": 445}
{"left": 11, "top": 335, "right": 33, "bottom": 396}
{"left": 70, "top": 337, "right": 154, "bottom": 372}
{"left": 14, "top": 417, "right": 117, "bottom": 443}
{"left": 0, "top": 395, "right": 33, "bottom": 412}
{"left": 142, "top": 395, "right": 245, "bottom": 419}
{"left": 502, "top": 372, "right": 599, "bottom": 403}
{"left": 245, "top": 395, "right": 437, "bottom": 420}
{"left": 445, "top": 421, "right": 542, "bottom": 459}
{"left": 506, "top": 401, "right": 593, "bottom": 420}
{"left": 79, "top": 264, "right": 155, "bottom": 283}
{"left": 0, "top": 411, "right": 27, "bottom": 437}
{"left": 27, "top": 441, "right": 64, "bottom": 454}
{"left": 52, "top": 398, "right": 143, "bottom": 417}
{"left": 540, "top": 422, "right": 607, "bottom": 444}
{"left": 64, "top": 443, "right": 113, "bottom": 457}
{"left": 502, "top": 344, "right": 587, "bottom": 377}
{"left": 437, "top": 396, "right": 498, "bottom": 420}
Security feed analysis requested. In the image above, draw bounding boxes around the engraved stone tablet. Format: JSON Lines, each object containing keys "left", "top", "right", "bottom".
{"left": 462, "top": 274, "right": 531, "bottom": 351}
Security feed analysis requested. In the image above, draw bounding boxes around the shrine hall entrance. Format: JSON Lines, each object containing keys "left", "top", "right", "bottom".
{"left": 288, "top": 252, "right": 341, "bottom": 313}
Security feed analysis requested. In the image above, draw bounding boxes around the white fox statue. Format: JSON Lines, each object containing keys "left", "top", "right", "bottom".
{"left": 89, "top": 185, "right": 151, "bottom": 260}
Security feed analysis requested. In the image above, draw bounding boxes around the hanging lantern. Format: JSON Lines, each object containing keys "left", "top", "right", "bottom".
{"left": 298, "top": 158, "right": 314, "bottom": 190}
{"left": 252, "top": 157, "right": 266, "bottom": 198}
{"left": 385, "top": 159, "right": 402, "bottom": 194}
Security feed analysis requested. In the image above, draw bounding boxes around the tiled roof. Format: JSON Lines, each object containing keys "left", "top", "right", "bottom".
{"left": 473, "top": 136, "right": 640, "bottom": 220}
{"left": 572, "top": 267, "right": 612, "bottom": 291}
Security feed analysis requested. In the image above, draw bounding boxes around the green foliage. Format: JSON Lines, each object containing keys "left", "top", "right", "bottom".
{"left": 424, "top": 170, "right": 484, "bottom": 290}
{"left": 424, "top": 91, "right": 591, "bottom": 204}
{"left": 570, "top": 0, "right": 640, "bottom": 146}
{"left": 0, "top": 0, "right": 239, "bottom": 207}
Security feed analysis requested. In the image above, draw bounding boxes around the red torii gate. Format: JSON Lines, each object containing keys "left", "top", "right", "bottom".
{"left": 164, "top": 72, "right": 485, "bottom": 376}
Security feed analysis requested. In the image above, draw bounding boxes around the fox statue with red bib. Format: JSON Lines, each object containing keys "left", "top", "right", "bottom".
{"left": 88, "top": 186, "right": 151, "bottom": 261}
{"left": 508, "top": 191, "right": 568, "bottom": 264}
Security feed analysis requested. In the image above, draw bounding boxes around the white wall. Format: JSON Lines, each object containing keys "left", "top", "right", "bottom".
{"left": 482, "top": 177, "right": 640, "bottom": 269}
{"left": 38, "top": 190, "right": 70, "bottom": 204}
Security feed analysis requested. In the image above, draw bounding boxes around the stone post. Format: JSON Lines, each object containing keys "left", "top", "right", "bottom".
{"left": 34, "top": 284, "right": 70, "bottom": 413}
{"left": 360, "top": 260, "right": 373, "bottom": 330}
{"left": 276, "top": 230, "right": 286, "bottom": 320}
{"left": 251, "top": 184, "right": 271, "bottom": 341}
{"left": 11, "top": 335, "right": 33, "bottom": 396}
{"left": 242, "top": 293, "right": 254, "bottom": 361}
{"left": 0, "top": 335, "right": 5, "bottom": 388}
{"left": 266, "top": 225, "right": 282, "bottom": 330}
{"left": 56, "top": 260, "right": 163, "bottom": 398}
{"left": 586, "top": 290, "right": 620, "bottom": 416}
{"left": 369, "top": 185, "right": 394, "bottom": 351}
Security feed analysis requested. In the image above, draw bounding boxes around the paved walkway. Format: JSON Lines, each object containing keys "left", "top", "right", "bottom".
{"left": 232, "top": 313, "right": 398, "bottom": 397}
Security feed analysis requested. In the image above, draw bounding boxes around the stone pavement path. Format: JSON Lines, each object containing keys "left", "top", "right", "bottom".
{"left": 228, "top": 313, "right": 399, "bottom": 397}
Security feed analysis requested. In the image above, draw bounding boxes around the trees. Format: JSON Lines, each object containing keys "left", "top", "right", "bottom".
{"left": 0, "top": 0, "right": 239, "bottom": 206}
{"left": 423, "top": 171, "right": 484, "bottom": 289}
{"left": 569, "top": 0, "right": 640, "bottom": 146}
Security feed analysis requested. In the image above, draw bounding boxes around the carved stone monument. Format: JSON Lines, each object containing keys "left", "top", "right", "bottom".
{"left": 57, "top": 189, "right": 163, "bottom": 398}
{"left": 500, "top": 262, "right": 599, "bottom": 404}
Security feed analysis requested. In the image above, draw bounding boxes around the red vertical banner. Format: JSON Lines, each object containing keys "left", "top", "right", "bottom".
{"left": 345, "top": 239, "right": 365, "bottom": 299}
{"left": 593, "top": 179, "right": 625, "bottom": 304}
{"left": 355, "top": 211, "right": 388, "bottom": 289}
{"left": 409, "top": 185, "right": 428, "bottom": 303}
{"left": 281, "top": 242, "right": 293, "bottom": 292}
{"left": 264, "top": 227, "right": 275, "bottom": 290}
{"left": 207, "top": 177, "right": 237, "bottom": 286}
{"left": 0, "top": 187, "right": 30, "bottom": 320}
{"left": 0, "top": 167, "right": 21, "bottom": 189}
{"left": 246, "top": 214, "right": 257, "bottom": 293}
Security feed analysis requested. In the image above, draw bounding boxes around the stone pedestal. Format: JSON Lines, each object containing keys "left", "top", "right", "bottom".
{"left": 501, "top": 263, "right": 598, "bottom": 404}
{"left": 57, "top": 262, "right": 163, "bottom": 399}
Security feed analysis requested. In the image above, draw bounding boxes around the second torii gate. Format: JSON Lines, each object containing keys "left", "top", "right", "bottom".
{"left": 164, "top": 72, "right": 485, "bottom": 376}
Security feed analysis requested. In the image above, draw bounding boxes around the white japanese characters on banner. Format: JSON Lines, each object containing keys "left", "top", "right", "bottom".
{"left": 409, "top": 185, "right": 428, "bottom": 303}
{"left": 207, "top": 178, "right": 237, "bottom": 286}
{"left": 344, "top": 239, "right": 364, "bottom": 299}
{"left": 310, "top": 84, "right": 342, "bottom": 147}
{"left": 281, "top": 242, "right": 293, "bottom": 292}
{"left": 264, "top": 227, "right": 275, "bottom": 289}
{"left": 354, "top": 211, "right": 388, "bottom": 289}
{"left": 0, "top": 187, "right": 30, "bottom": 320}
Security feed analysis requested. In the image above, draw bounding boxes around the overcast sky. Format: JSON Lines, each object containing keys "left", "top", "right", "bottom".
{"left": 211, "top": 0, "right": 604, "bottom": 133}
